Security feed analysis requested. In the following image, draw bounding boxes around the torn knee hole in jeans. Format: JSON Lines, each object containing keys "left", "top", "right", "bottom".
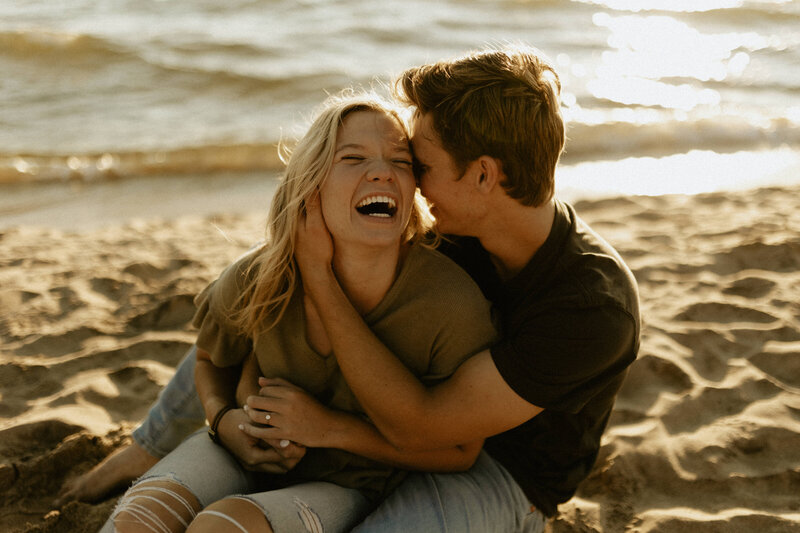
{"left": 293, "top": 496, "right": 324, "bottom": 533}
{"left": 112, "top": 475, "right": 199, "bottom": 533}
{"left": 200, "top": 495, "right": 325, "bottom": 533}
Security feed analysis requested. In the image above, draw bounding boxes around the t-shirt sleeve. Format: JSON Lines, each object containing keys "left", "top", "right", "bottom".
{"left": 424, "top": 285, "right": 498, "bottom": 384}
{"left": 491, "top": 305, "right": 636, "bottom": 413}
{"left": 192, "top": 258, "right": 253, "bottom": 368}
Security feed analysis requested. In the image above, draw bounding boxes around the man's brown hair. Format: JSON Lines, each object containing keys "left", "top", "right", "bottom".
{"left": 395, "top": 44, "right": 565, "bottom": 207}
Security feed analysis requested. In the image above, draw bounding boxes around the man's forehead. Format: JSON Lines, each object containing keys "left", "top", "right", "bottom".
{"left": 410, "top": 113, "right": 438, "bottom": 148}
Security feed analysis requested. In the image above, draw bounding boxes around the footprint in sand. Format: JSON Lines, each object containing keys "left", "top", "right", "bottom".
{"left": 127, "top": 293, "right": 197, "bottom": 331}
{"left": 667, "top": 328, "right": 748, "bottom": 381}
{"left": 15, "top": 325, "right": 103, "bottom": 356}
{"left": 661, "top": 378, "right": 784, "bottom": 434}
{"left": 722, "top": 276, "right": 777, "bottom": 299}
{"left": 90, "top": 276, "right": 136, "bottom": 301}
{"left": 0, "top": 363, "right": 64, "bottom": 418}
{"left": 122, "top": 258, "right": 194, "bottom": 282}
{"left": 674, "top": 302, "right": 777, "bottom": 324}
{"left": 80, "top": 364, "right": 169, "bottom": 422}
{"left": 748, "top": 341, "right": 800, "bottom": 387}
{"left": 616, "top": 353, "right": 693, "bottom": 412}
{"left": 712, "top": 239, "right": 800, "bottom": 275}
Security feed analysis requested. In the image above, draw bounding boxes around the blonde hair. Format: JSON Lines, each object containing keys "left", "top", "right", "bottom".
{"left": 395, "top": 44, "right": 565, "bottom": 207}
{"left": 231, "top": 91, "right": 432, "bottom": 337}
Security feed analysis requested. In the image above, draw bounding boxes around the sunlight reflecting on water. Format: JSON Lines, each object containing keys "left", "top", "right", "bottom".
{"left": 586, "top": 12, "right": 774, "bottom": 111}
{"left": 573, "top": 0, "right": 792, "bottom": 13}
{"left": 557, "top": 148, "right": 800, "bottom": 198}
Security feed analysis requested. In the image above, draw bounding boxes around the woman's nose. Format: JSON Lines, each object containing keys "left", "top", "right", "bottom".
{"left": 367, "top": 160, "right": 394, "bottom": 182}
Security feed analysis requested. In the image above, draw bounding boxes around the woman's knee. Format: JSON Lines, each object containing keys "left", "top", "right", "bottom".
{"left": 112, "top": 478, "right": 201, "bottom": 533}
{"left": 187, "top": 497, "right": 272, "bottom": 533}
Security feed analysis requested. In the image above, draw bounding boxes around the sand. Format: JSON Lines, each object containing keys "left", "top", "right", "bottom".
{"left": 1, "top": 187, "right": 799, "bottom": 532}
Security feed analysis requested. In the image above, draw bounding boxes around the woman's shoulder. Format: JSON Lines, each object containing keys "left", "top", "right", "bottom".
{"left": 197, "top": 245, "right": 264, "bottom": 309}
{"left": 405, "top": 243, "right": 487, "bottom": 302}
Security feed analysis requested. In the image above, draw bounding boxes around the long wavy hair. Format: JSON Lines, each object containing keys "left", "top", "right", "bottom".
{"left": 230, "top": 91, "right": 433, "bottom": 338}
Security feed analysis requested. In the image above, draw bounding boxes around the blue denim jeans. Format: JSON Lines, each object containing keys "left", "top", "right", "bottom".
{"left": 106, "top": 430, "right": 371, "bottom": 533}
{"left": 132, "top": 345, "right": 206, "bottom": 459}
{"left": 130, "top": 347, "right": 547, "bottom": 532}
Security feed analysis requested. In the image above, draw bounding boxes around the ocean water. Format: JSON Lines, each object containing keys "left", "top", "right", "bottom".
{"left": 2, "top": 0, "right": 799, "bottom": 226}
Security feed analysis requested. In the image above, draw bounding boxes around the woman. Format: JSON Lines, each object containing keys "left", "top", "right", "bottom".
{"left": 102, "top": 92, "right": 496, "bottom": 533}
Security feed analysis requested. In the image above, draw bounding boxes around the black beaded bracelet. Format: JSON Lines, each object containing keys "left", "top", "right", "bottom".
{"left": 208, "top": 405, "right": 234, "bottom": 444}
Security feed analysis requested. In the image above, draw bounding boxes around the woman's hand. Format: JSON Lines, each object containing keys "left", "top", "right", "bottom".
{"left": 295, "top": 190, "right": 335, "bottom": 296}
{"left": 217, "top": 407, "right": 306, "bottom": 474}
{"left": 240, "top": 377, "right": 344, "bottom": 449}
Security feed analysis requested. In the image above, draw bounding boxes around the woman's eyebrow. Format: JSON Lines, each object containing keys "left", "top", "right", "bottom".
{"left": 335, "top": 143, "right": 365, "bottom": 152}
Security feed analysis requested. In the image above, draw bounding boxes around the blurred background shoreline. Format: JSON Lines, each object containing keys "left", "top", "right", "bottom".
{"left": 2, "top": 0, "right": 799, "bottom": 229}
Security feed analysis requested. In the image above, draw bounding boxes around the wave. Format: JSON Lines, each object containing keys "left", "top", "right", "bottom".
{"left": 0, "top": 143, "right": 287, "bottom": 184}
{"left": 560, "top": 114, "right": 800, "bottom": 162}
{"left": 0, "top": 29, "right": 131, "bottom": 60}
{"left": 3, "top": 113, "right": 797, "bottom": 186}
{"left": 0, "top": 28, "right": 347, "bottom": 94}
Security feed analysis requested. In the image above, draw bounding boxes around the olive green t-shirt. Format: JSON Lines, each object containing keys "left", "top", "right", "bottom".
{"left": 193, "top": 243, "right": 497, "bottom": 501}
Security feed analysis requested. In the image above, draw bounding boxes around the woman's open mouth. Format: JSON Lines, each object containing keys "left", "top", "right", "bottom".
{"left": 356, "top": 195, "right": 397, "bottom": 218}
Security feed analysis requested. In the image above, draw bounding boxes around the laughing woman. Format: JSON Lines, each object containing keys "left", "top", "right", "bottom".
{"left": 101, "top": 92, "right": 496, "bottom": 533}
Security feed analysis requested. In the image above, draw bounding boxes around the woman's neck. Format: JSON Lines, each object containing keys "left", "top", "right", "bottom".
{"left": 331, "top": 241, "right": 406, "bottom": 315}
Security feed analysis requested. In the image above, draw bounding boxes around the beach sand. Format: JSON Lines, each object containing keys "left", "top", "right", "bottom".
{"left": 1, "top": 186, "right": 799, "bottom": 532}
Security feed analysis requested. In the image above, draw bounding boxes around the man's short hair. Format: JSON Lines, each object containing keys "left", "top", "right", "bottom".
{"left": 395, "top": 44, "right": 565, "bottom": 207}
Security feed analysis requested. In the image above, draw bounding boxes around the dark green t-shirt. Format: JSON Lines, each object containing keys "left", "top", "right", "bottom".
{"left": 439, "top": 199, "right": 640, "bottom": 517}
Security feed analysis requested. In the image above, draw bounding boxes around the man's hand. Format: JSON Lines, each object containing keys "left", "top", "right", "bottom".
{"left": 217, "top": 407, "right": 305, "bottom": 474}
{"left": 240, "top": 377, "right": 344, "bottom": 449}
{"left": 295, "top": 189, "right": 335, "bottom": 295}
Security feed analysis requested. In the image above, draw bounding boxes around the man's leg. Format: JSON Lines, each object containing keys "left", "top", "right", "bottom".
{"left": 353, "top": 451, "right": 547, "bottom": 533}
{"left": 132, "top": 345, "right": 206, "bottom": 458}
{"left": 59, "top": 346, "right": 205, "bottom": 504}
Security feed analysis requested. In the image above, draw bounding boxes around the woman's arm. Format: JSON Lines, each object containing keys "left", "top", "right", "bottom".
{"left": 241, "top": 378, "right": 483, "bottom": 472}
{"left": 195, "top": 348, "right": 306, "bottom": 473}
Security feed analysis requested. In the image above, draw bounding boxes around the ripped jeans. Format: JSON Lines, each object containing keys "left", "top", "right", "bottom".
{"left": 115, "top": 347, "right": 546, "bottom": 532}
{"left": 102, "top": 429, "right": 370, "bottom": 532}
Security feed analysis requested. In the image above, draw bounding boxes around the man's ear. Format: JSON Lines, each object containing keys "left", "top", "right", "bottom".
{"left": 473, "top": 156, "right": 502, "bottom": 193}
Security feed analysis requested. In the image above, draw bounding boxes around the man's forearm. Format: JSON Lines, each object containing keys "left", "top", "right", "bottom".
{"left": 304, "top": 407, "right": 482, "bottom": 472}
{"left": 303, "top": 268, "right": 435, "bottom": 448}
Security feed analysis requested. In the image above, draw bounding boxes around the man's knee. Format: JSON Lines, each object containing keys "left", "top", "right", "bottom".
{"left": 187, "top": 497, "right": 272, "bottom": 533}
{"left": 112, "top": 479, "right": 201, "bottom": 533}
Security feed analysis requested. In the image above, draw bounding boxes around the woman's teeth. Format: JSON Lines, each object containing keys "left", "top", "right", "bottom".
{"left": 356, "top": 196, "right": 397, "bottom": 217}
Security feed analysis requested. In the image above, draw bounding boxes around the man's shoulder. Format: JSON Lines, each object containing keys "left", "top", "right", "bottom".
{"left": 557, "top": 202, "right": 639, "bottom": 314}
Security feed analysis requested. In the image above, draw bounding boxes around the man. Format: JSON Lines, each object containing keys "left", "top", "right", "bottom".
{"left": 289, "top": 44, "right": 640, "bottom": 529}
{"left": 62, "top": 45, "right": 639, "bottom": 532}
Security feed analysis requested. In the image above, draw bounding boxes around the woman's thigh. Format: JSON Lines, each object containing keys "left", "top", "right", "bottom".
{"left": 103, "top": 430, "right": 256, "bottom": 532}
{"left": 232, "top": 481, "right": 371, "bottom": 533}
{"left": 353, "top": 451, "right": 546, "bottom": 533}
{"left": 144, "top": 429, "right": 258, "bottom": 506}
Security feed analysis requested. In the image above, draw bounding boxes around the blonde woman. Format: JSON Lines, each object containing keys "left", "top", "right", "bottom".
{"left": 102, "top": 92, "right": 496, "bottom": 533}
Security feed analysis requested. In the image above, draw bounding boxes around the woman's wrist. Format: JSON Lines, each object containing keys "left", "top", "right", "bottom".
{"left": 208, "top": 404, "right": 235, "bottom": 444}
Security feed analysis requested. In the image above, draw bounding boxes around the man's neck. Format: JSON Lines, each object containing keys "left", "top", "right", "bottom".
{"left": 476, "top": 198, "right": 555, "bottom": 281}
